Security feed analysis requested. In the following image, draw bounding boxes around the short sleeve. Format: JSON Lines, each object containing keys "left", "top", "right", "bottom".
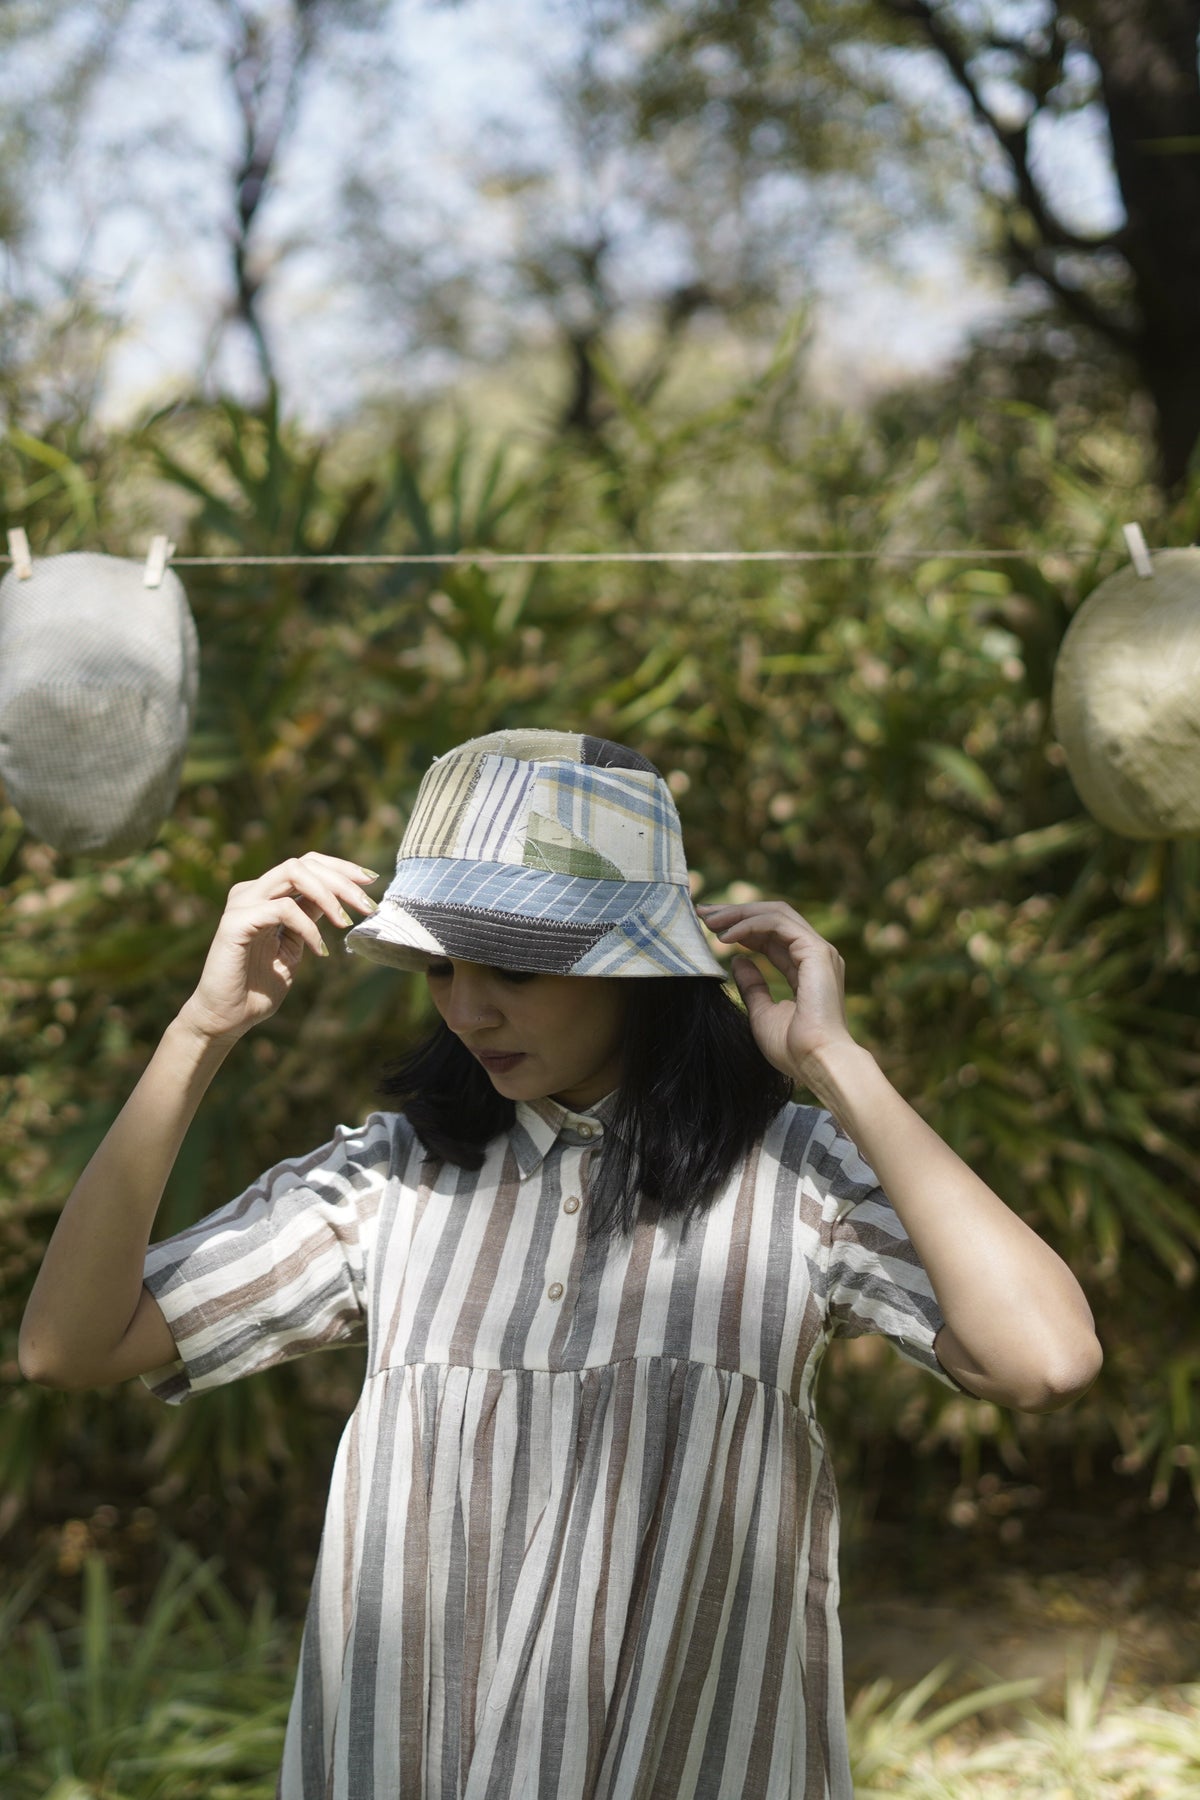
{"left": 807, "top": 1110, "right": 963, "bottom": 1390}
{"left": 139, "top": 1111, "right": 399, "bottom": 1406}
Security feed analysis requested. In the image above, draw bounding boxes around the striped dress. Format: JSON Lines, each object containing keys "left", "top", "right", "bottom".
{"left": 141, "top": 1093, "right": 956, "bottom": 1799}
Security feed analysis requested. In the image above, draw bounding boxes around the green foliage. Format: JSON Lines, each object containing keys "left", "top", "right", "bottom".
{"left": 0, "top": 1548, "right": 293, "bottom": 1798}
{"left": 2, "top": 335, "right": 1199, "bottom": 1577}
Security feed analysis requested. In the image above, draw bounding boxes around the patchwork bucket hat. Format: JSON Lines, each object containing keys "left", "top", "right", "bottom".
{"left": 344, "top": 729, "right": 726, "bottom": 978}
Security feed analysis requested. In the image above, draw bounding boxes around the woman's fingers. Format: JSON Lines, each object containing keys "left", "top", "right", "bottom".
{"left": 698, "top": 901, "right": 831, "bottom": 987}
{"left": 274, "top": 895, "right": 330, "bottom": 960}
{"left": 238, "top": 854, "right": 381, "bottom": 934}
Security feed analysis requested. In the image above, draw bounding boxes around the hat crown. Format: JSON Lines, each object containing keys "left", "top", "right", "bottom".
{"left": 399, "top": 731, "right": 687, "bottom": 884}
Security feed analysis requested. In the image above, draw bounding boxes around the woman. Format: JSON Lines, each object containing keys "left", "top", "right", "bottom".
{"left": 20, "top": 728, "right": 1101, "bottom": 1800}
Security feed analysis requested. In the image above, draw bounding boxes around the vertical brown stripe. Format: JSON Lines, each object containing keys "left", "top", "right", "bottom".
{"left": 803, "top": 1447, "right": 839, "bottom": 1799}
{"left": 744, "top": 1404, "right": 801, "bottom": 1798}
{"left": 716, "top": 1146, "right": 761, "bottom": 1370}
{"left": 448, "top": 1165, "right": 521, "bottom": 1363}
{"left": 460, "top": 1370, "right": 503, "bottom": 1786}
{"left": 653, "top": 1377, "right": 759, "bottom": 1795}
{"left": 377, "top": 1166, "right": 440, "bottom": 1368}
{"left": 585, "top": 1364, "right": 638, "bottom": 1788}
{"left": 607, "top": 1213, "right": 659, "bottom": 1365}
{"left": 397, "top": 1378, "right": 429, "bottom": 1792}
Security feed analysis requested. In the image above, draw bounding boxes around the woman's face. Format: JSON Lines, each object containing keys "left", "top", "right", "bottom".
{"left": 425, "top": 959, "right": 628, "bottom": 1109}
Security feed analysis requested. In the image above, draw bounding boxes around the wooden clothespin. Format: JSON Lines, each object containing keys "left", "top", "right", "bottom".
{"left": 1121, "top": 522, "right": 1154, "bottom": 580}
{"left": 143, "top": 534, "right": 175, "bottom": 588}
{"left": 6, "top": 527, "right": 32, "bottom": 580}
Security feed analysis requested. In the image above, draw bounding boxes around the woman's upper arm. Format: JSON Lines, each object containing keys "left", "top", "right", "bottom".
{"left": 84, "top": 1286, "right": 181, "bottom": 1389}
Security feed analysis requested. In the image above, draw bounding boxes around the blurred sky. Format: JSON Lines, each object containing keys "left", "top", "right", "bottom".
{"left": 9, "top": 0, "right": 1125, "bottom": 423}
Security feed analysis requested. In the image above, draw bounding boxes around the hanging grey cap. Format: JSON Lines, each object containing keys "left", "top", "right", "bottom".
{"left": 0, "top": 551, "right": 200, "bottom": 857}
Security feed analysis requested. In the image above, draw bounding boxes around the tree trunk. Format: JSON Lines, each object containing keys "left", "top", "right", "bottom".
{"left": 1079, "top": 0, "right": 1200, "bottom": 487}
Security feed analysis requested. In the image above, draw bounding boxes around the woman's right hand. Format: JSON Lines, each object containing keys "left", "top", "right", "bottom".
{"left": 177, "top": 853, "right": 381, "bottom": 1044}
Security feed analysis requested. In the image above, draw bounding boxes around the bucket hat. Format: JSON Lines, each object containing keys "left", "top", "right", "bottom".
{"left": 0, "top": 552, "right": 199, "bottom": 857}
{"left": 344, "top": 729, "right": 725, "bottom": 978}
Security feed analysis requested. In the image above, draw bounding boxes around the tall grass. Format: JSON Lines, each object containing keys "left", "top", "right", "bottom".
{"left": 2, "top": 1555, "right": 1199, "bottom": 1798}
{"left": 0, "top": 1549, "right": 293, "bottom": 1799}
{"left": 849, "top": 1637, "right": 1200, "bottom": 1797}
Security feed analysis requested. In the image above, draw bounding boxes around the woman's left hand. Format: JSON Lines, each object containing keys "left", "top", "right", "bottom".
{"left": 695, "top": 900, "right": 857, "bottom": 1082}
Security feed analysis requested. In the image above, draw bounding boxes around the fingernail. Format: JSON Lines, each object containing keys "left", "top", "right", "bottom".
{"left": 359, "top": 867, "right": 381, "bottom": 881}
{"left": 362, "top": 896, "right": 379, "bottom": 914}
{"left": 318, "top": 940, "right": 330, "bottom": 957}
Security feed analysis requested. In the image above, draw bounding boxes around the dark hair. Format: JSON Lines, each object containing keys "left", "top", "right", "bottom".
{"left": 374, "top": 978, "right": 794, "bottom": 1242}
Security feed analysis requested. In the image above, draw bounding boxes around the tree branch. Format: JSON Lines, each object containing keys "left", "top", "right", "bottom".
{"left": 880, "top": 0, "right": 1124, "bottom": 257}
{"left": 1005, "top": 231, "right": 1141, "bottom": 351}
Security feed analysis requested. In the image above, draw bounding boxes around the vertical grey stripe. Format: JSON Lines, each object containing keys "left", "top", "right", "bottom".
{"left": 535, "top": 1366, "right": 612, "bottom": 1797}
{"left": 716, "top": 1147, "right": 761, "bottom": 1370}
{"left": 460, "top": 1370, "right": 503, "bottom": 1786}
{"left": 695, "top": 1389, "right": 778, "bottom": 1798}
{"left": 497, "top": 1373, "right": 534, "bottom": 1643}
{"left": 605, "top": 1205, "right": 660, "bottom": 1366}
{"left": 553, "top": 1166, "right": 613, "bottom": 1368}
{"left": 498, "top": 1155, "right": 561, "bottom": 1366}
{"left": 398, "top": 1375, "right": 430, "bottom": 1793}
{"left": 585, "top": 1362, "right": 639, "bottom": 1789}
{"left": 663, "top": 1196, "right": 716, "bottom": 1360}
{"left": 449, "top": 1155, "right": 522, "bottom": 1363}
{"left": 760, "top": 1108, "right": 815, "bottom": 1393}
{"left": 438, "top": 1392, "right": 469, "bottom": 1800}
{"left": 297, "top": 1563, "right": 326, "bottom": 1799}
{"left": 343, "top": 1375, "right": 405, "bottom": 1800}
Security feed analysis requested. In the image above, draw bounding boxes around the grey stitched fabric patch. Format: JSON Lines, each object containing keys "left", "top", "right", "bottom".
{"left": 0, "top": 553, "right": 199, "bottom": 857}
{"left": 404, "top": 902, "right": 609, "bottom": 972}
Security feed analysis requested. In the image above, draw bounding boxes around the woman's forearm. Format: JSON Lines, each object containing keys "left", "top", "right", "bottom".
{"left": 803, "top": 1039, "right": 1103, "bottom": 1411}
{"left": 17, "top": 1009, "right": 234, "bottom": 1386}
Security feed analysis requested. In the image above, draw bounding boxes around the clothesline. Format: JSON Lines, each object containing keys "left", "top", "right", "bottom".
{"left": 2, "top": 546, "right": 1106, "bottom": 569}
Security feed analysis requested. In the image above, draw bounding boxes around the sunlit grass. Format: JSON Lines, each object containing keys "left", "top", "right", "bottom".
{"left": 849, "top": 1635, "right": 1200, "bottom": 1797}
{"left": 2, "top": 1554, "right": 1199, "bottom": 1797}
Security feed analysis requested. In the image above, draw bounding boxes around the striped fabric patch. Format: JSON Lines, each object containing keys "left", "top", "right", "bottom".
{"left": 528, "top": 763, "right": 685, "bottom": 882}
{"left": 396, "top": 746, "right": 687, "bottom": 883}
{"left": 140, "top": 1101, "right": 956, "bottom": 1800}
{"left": 381, "top": 860, "right": 659, "bottom": 924}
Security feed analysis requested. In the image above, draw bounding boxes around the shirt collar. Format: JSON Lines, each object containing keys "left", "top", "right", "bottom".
{"left": 511, "top": 1091, "right": 617, "bottom": 1180}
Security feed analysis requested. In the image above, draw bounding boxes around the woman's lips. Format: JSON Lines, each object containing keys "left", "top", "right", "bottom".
{"left": 476, "top": 1051, "right": 527, "bottom": 1073}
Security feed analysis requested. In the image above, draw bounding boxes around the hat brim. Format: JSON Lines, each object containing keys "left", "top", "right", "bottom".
{"left": 343, "top": 858, "right": 726, "bottom": 979}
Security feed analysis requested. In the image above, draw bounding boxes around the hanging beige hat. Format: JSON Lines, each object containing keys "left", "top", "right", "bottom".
{"left": 1051, "top": 547, "right": 1200, "bottom": 840}
{"left": 0, "top": 549, "right": 199, "bottom": 857}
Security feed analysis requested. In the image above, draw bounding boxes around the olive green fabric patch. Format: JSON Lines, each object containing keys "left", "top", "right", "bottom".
{"left": 523, "top": 810, "right": 624, "bottom": 879}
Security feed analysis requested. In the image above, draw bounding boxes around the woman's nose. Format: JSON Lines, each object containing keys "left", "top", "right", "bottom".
{"left": 441, "top": 970, "right": 502, "bottom": 1034}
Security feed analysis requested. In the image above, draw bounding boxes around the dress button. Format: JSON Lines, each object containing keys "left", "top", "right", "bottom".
{"left": 578, "top": 1124, "right": 595, "bottom": 1139}
{"left": 547, "top": 1281, "right": 564, "bottom": 1301}
{"left": 563, "top": 1196, "right": 580, "bottom": 1214}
